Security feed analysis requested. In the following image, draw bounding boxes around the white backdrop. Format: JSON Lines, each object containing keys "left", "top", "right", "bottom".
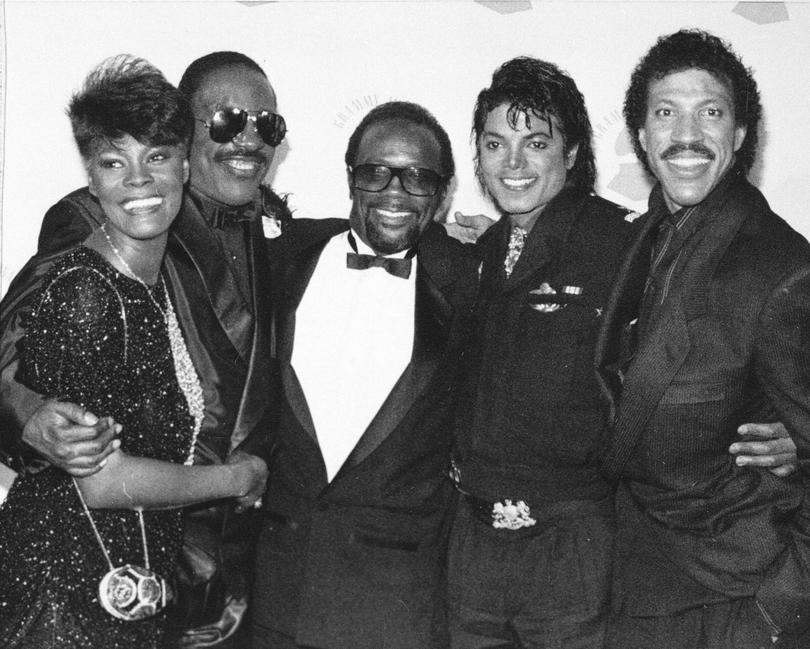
{"left": 1, "top": 0, "right": 808, "bottom": 294}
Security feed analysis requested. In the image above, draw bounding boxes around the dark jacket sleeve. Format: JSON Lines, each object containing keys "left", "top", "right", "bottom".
{"left": 37, "top": 189, "right": 100, "bottom": 254}
{"left": 754, "top": 265, "right": 810, "bottom": 466}
{"left": 0, "top": 189, "right": 102, "bottom": 469}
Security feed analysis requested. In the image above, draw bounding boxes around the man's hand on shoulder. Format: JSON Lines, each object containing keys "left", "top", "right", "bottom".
{"left": 22, "top": 400, "right": 120, "bottom": 477}
{"left": 729, "top": 422, "right": 799, "bottom": 478}
{"left": 443, "top": 212, "right": 496, "bottom": 244}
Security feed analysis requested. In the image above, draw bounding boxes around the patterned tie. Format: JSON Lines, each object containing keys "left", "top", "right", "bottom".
{"left": 504, "top": 225, "right": 527, "bottom": 278}
{"left": 638, "top": 210, "right": 685, "bottom": 337}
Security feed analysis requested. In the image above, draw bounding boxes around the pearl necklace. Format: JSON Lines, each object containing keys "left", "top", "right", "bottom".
{"left": 100, "top": 222, "right": 204, "bottom": 465}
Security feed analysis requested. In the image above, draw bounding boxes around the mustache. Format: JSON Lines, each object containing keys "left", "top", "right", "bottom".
{"left": 214, "top": 148, "right": 269, "bottom": 164}
{"left": 370, "top": 203, "right": 414, "bottom": 214}
{"left": 661, "top": 143, "right": 715, "bottom": 160}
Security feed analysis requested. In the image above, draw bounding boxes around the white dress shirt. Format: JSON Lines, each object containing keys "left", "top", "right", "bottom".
{"left": 291, "top": 230, "right": 416, "bottom": 481}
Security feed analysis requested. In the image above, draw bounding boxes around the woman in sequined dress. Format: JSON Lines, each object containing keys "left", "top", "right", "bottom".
{"left": 0, "top": 56, "right": 268, "bottom": 648}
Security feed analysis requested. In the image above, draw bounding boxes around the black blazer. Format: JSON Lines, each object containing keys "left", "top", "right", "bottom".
{"left": 452, "top": 188, "right": 638, "bottom": 502}
{"left": 249, "top": 219, "right": 478, "bottom": 649}
{"left": 595, "top": 175, "right": 810, "bottom": 632}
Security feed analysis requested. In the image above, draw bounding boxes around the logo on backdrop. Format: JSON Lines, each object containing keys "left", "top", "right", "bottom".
{"left": 334, "top": 94, "right": 395, "bottom": 130}
{"left": 592, "top": 109, "right": 652, "bottom": 206}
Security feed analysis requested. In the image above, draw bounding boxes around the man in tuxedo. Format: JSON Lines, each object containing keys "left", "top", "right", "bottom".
{"left": 247, "top": 101, "right": 478, "bottom": 649}
{"left": 0, "top": 51, "right": 290, "bottom": 645}
{"left": 596, "top": 29, "right": 810, "bottom": 648}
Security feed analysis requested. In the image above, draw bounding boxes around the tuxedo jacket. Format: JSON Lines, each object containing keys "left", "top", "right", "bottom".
{"left": 248, "top": 219, "right": 478, "bottom": 649}
{"left": 0, "top": 186, "right": 286, "bottom": 466}
{"left": 595, "top": 174, "right": 810, "bottom": 632}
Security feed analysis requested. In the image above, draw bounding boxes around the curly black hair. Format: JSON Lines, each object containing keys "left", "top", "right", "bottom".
{"left": 344, "top": 101, "right": 455, "bottom": 180}
{"left": 472, "top": 56, "right": 596, "bottom": 192}
{"left": 624, "top": 29, "right": 761, "bottom": 174}
{"left": 69, "top": 54, "right": 192, "bottom": 159}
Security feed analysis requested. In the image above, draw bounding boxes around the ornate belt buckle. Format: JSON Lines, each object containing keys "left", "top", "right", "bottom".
{"left": 492, "top": 499, "right": 536, "bottom": 530}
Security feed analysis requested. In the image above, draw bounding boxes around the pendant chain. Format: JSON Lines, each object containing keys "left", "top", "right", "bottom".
{"left": 72, "top": 478, "right": 150, "bottom": 570}
{"left": 101, "top": 222, "right": 166, "bottom": 319}
{"left": 99, "top": 222, "right": 204, "bottom": 464}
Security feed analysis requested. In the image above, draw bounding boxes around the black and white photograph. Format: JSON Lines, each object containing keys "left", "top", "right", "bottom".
{"left": 1, "top": 1, "right": 809, "bottom": 648}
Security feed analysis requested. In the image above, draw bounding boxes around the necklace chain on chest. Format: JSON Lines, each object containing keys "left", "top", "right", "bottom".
{"left": 100, "top": 222, "right": 204, "bottom": 464}
{"left": 101, "top": 222, "right": 167, "bottom": 318}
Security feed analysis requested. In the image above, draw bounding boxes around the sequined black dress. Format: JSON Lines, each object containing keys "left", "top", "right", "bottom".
{"left": 0, "top": 246, "right": 195, "bottom": 648}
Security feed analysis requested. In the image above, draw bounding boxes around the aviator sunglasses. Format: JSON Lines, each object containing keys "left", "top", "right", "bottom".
{"left": 196, "top": 107, "right": 287, "bottom": 146}
{"left": 350, "top": 164, "right": 445, "bottom": 197}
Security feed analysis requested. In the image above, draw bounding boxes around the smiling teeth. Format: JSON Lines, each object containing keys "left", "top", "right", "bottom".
{"left": 667, "top": 157, "right": 711, "bottom": 169}
{"left": 225, "top": 159, "right": 259, "bottom": 171}
{"left": 503, "top": 178, "right": 534, "bottom": 188}
{"left": 124, "top": 197, "right": 162, "bottom": 211}
{"left": 377, "top": 209, "right": 410, "bottom": 218}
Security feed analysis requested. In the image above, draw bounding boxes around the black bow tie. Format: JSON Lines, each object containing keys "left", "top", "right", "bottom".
{"left": 209, "top": 204, "right": 258, "bottom": 229}
{"left": 346, "top": 252, "right": 412, "bottom": 279}
{"left": 345, "top": 232, "right": 414, "bottom": 279}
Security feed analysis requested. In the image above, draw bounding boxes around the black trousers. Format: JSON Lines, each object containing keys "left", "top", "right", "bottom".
{"left": 447, "top": 494, "right": 614, "bottom": 649}
{"left": 605, "top": 596, "right": 810, "bottom": 649}
{"left": 249, "top": 626, "right": 316, "bottom": 649}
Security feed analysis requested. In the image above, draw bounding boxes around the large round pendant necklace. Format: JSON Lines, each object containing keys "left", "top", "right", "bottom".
{"left": 72, "top": 479, "right": 168, "bottom": 621}
{"left": 75, "top": 223, "right": 208, "bottom": 621}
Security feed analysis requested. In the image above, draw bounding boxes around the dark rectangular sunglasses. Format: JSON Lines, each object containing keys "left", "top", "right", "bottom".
{"left": 350, "top": 164, "right": 444, "bottom": 197}
{"left": 197, "top": 107, "right": 287, "bottom": 146}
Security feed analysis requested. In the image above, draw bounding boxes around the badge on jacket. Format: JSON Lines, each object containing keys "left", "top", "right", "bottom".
{"left": 527, "top": 282, "right": 583, "bottom": 312}
{"left": 262, "top": 214, "right": 282, "bottom": 239}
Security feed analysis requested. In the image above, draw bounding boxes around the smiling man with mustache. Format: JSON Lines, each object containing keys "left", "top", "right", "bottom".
{"left": 185, "top": 61, "right": 276, "bottom": 208}
{"left": 244, "top": 101, "right": 478, "bottom": 649}
{"left": 596, "top": 29, "right": 810, "bottom": 648}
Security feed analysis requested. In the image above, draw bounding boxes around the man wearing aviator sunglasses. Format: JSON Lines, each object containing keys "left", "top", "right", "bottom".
{"left": 196, "top": 106, "right": 286, "bottom": 147}
{"left": 0, "top": 51, "right": 291, "bottom": 648}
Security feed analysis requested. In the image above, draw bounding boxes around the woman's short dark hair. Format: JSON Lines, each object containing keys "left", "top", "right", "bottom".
{"left": 344, "top": 101, "right": 455, "bottom": 180}
{"left": 69, "top": 54, "right": 192, "bottom": 159}
{"left": 624, "top": 29, "right": 761, "bottom": 174}
{"left": 178, "top": 51, "right": 267, "bottom": 101}
{"left": 472, "top": 57, "right": 596, "bottom": 192}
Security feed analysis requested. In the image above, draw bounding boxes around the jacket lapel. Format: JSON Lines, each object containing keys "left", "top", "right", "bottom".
{"left": 169, "top": 195, "right": 254, "bottom": 361}
{"left": 276, "top": 234, "right": 338, "bottom": 445}
{"left": 338, "top": 224, "right": 456, "bottom": 473}
{"left": 595, "top": 211, "right": 658, "bottom": 421}
{"left": 505, "top": 228, "right": 555, "bottom": 289}
{"left": 495, "top": 188, "right": 582, "bottom": 291}
{"left": 229, "top": 215, "right": 273, "bottom": 451}
{"left": 600, "top": 294, "right": 690, "bottom": 480}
